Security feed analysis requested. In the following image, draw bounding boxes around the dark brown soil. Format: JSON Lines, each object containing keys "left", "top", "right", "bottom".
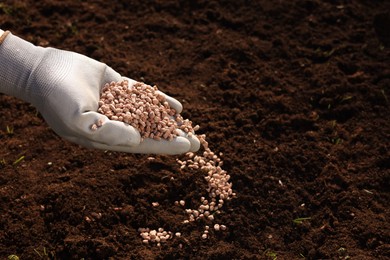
{"left": 1, "top": 1, "right": 389, "bottom": 259}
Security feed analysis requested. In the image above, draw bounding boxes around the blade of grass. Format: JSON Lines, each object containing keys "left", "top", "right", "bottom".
{"left": 6, "top": 125, "right": 14, "bottom": 135}
{"left": 293, "top": 217, "right": 311, "bottom": 224}
{"left": 13, "top": 155, "right": 25, "bottom": 165}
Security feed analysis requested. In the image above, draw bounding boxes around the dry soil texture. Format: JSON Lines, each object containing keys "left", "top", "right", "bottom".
{"left": 0, "top": 0, "right": 389, "bottom": 259}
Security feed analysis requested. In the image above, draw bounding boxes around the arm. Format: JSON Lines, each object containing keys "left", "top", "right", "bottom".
{"left": 0, "top": 31, "right": 200, "bottom": 155}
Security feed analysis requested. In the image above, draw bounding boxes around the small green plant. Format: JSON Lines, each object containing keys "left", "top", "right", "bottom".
{"left": 6, "top": 125, "right": 14, "bottom": 135}
{"left": 13, "top": 155, "right": 25, "bottom": 165}
{"left": 341, "top": 95, "right": 353, "bottom": 102}
{"left": 327, "top": 120, "right": 343, "bottom": 144}
{"left": 8, "top": 255, "right": 20, "bottom": 260}
{"left": 338, "top": 247, "right": 350, "bottom": 259}
{"left": 330, "top": 137, "right": 343, "bottom": 145}
{"left": 381, "top": 89, "right": 388, "bottom": 104}
{"left": 315, "top": 47, "right": 335, "bottom": 58}
{"left": 0, "top": 158, "right": 6, "bottom": 166}
{"left": 0, "top": 3, "right": 13, "bottom": 15}
{"left": 264, "top": 249, "right": 277, "bottom": 260}
{"left": 293, "top": 217, "right": 311, "bottom": 224}
{"left": 34, "top": 247, "right": 49, "bottom": 258}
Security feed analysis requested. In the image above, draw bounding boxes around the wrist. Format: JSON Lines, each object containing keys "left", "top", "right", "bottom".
{"left": 0, "top": 32, "right": 44, "bottom": 102}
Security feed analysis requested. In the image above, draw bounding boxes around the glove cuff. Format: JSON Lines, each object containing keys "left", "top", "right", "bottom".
{"left": 0, "top": 32, "right": 45, "bottom": 102}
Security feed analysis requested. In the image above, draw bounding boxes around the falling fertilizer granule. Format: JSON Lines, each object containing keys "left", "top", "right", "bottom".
{"left": 95, "top": 80, "right": 236, "bottom": 245}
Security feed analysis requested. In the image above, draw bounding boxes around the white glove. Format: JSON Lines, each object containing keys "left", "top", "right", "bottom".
{"left": 0, "top": 31, "right": 200, "bottom": 155}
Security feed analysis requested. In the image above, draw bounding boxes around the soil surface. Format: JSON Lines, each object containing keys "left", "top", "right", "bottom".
{"left": 1, "top": 1, "right": 389, "bottom": 259}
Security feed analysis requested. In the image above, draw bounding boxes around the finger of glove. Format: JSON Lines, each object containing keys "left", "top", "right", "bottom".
{"left": 156, "top": 90, "right": 183, "bottom": 114}
{"left": 75, "top": 135, "right": 191, "bottom": 155}
{"left": 76, "top": 111, "right": 141, "bottom": 146}
{"left": 177, "top": 129, "right": 201, "bottom": 152}
{"left": 102, "top": 66, "right": 122, "bottom": 87}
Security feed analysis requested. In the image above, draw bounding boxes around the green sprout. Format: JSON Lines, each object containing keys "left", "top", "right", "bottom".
{"left": 34, "top": 247, "right": 49, "bottom": 258}
{"left": 8, "top": 255, "right": 19, "bottom": 260}
{"left": 13, "top": 155, "right": 25, "bottom": 165}
{"left": 0, "top": 158, "right": 6, "bottom": 166}
{"left": 293, "top": 217, "right": 311, "bottom": 224}
{"left": 381, "top": 89, "right": 388, "bottom": 104}
{"left": 0, "top": 3, "right": 13, "bottom": 15}
{"left": 338, "top": 247, "right": 350, "bottom": 259}
{"left": 315, "top": 47, "right": 335, "bottom": 58}
{"left": 6, "top": 125, "right": 14, "bottom": 135}
{"left": 265, "top": 250, "right": 277, "bottom": 260}
{"left": 341, "top": 95, "right": 353, "bottom": 102}
{"left": 323, "top": 48, "right": 335, "bottom": 58}
{"left": 331, "top": 137, "right": 343, "bottom": 145}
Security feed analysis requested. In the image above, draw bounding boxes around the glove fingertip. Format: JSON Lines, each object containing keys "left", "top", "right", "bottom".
{"left": 170, "top": 136, "right": 192, "bottom": 154}
{"left": 189, "top": 135, "right": 201, "bottom": 152}
{"left": 176, "top": 129, "right": 201, "bottom": 153}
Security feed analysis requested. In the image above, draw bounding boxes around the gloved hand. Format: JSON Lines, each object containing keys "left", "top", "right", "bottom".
{"left": 0, "top": 31, "right": 200, "bottom": 155}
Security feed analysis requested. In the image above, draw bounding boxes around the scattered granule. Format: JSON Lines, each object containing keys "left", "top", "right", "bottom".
{"left": 95, "top": 80, "right": 235, "bottom": 245}
{"left": 138, "top": 227, "right": 173, "bottom": 246}
{"left": 138, "top": 134, "right": 234, "bottom": 245}
{"left": 136, "top": 111, "right": 234, "bottom": 244}
{"left": 178, "top": 134, "right": 235, "bottom": 217}
{"left": 94, "top": 80, "right": 194, "bottom": 141}
{"left": 177, "top": 133, "right": 235, "bottom": 239}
